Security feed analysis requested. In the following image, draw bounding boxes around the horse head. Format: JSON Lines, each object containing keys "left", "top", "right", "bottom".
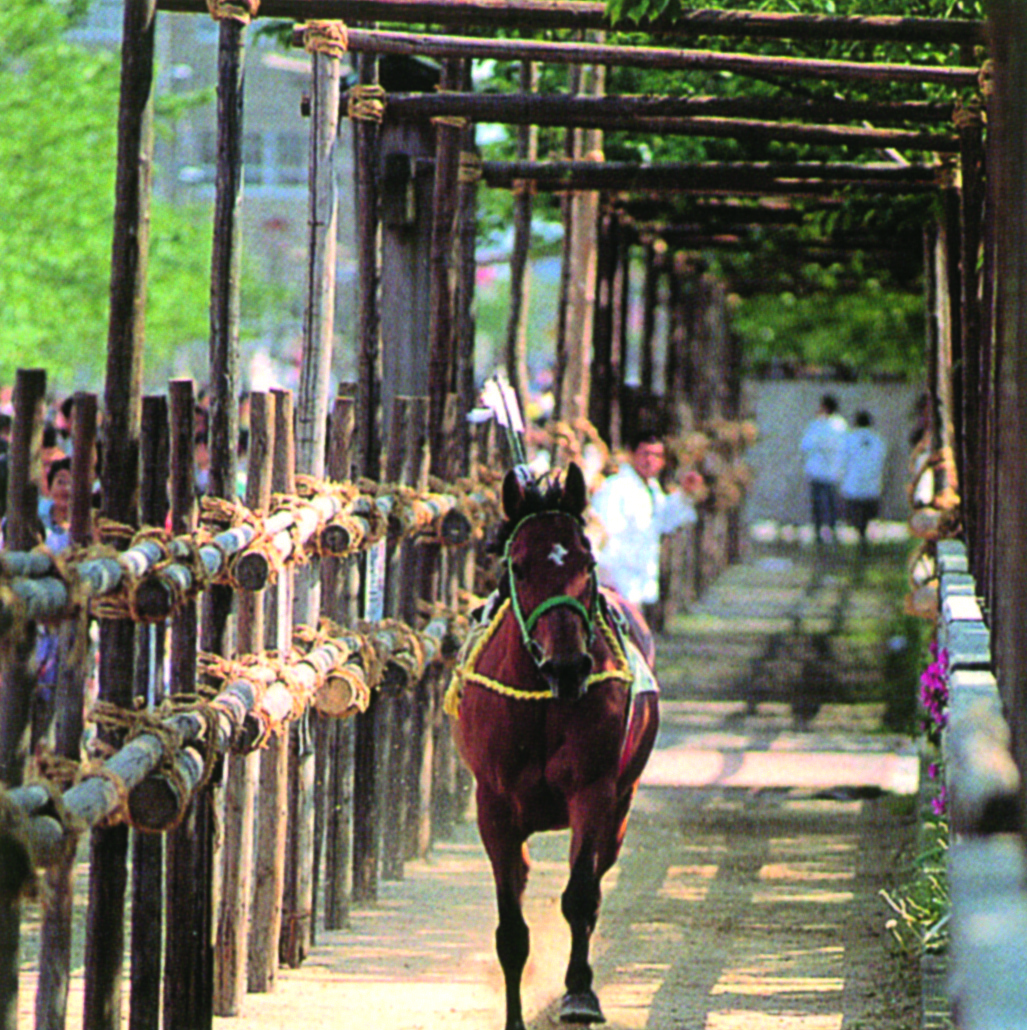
{"left": 500, "top": 462, "right": 597, "bottom": 701}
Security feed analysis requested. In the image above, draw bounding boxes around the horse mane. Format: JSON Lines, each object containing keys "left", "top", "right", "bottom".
{"left": 488, "top": 470, "right": 585, "bottom": 558}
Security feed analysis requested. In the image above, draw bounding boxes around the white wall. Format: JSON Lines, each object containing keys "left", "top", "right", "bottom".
{"left": 742, "top": 379, "right": 923, "bottom": 525}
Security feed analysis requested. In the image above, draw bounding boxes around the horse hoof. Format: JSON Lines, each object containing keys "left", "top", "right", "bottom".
{"left": 559, "top": 990, "right": 606, "bottom": 1024}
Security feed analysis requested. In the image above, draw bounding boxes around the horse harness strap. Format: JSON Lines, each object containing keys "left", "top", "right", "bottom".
{"left": 443, "top": 598, "right": 633, "bottom": 716}
{"left": 504, "top": 512, "right": 598, "bottom": 659}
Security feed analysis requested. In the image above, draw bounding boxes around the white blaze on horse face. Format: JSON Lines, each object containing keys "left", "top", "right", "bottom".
{"left": 549, "top": 542, "right": 568, "bottom": 566}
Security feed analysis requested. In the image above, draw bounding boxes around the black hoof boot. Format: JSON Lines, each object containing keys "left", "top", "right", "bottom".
{"left": 559, "top": 990, "right": 606, "bottom": 1024}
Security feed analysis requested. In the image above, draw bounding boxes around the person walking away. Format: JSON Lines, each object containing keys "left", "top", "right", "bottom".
{"left": 589, "top": 430, "right": 701, "bottom": 629}
{"left": 800, "top": 394, "right": 847, "bottom": 544}
{"left": 840, "top": 410, "right": 887, "bottom": 548}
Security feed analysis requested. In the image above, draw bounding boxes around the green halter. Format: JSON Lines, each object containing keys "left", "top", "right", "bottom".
{"left": 504, "top": 512, "right": 597, "bottom": 664}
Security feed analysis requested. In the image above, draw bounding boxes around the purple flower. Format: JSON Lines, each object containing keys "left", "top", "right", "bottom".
{"left": 919, "top": 645, "right": 949, "bottom": 746}
{"left": 931, "top": 785, "right": 948, "bottom": 816}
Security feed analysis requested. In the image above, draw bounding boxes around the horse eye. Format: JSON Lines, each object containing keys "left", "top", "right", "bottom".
{"left": 511, "top": 561, "right": 527, "bottom": 580}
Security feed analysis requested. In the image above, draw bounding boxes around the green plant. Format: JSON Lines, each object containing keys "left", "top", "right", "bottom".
{"left": 880, "top": 812, "right": 950, "bottom": 956}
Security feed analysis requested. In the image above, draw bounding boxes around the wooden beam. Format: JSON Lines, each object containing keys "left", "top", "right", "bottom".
{"left": 324, "top": 28, "right": 980, "bottom": 88}
{"left": 379, "top": 88, "right": 957, "bottom": 126}
{"left": 480, "top": 159, "right": 943, "bottom": 193}
{"left": 165, "top": 0, "right": 985, "bottom": 45}
{"left": 382, "top": 94, "right": 958, "bottom": 149}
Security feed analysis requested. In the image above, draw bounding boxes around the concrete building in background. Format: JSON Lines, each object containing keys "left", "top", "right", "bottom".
{"left": 70, "top": 0, "right": 359, "bottom": 389}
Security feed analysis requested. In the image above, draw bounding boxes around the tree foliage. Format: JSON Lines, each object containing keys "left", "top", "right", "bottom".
{"left": 0, "top": 0, "right": 222, "bottom": 390}
{"left": 472, "top": 0, "right": 984, "bottom": 380}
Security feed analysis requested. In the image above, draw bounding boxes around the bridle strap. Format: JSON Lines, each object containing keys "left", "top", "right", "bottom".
{"left": 522, "top": 593, "right": 593, "bottom": 636}
{"left": 505, "top": 512, "right": 597, "bottom": 661}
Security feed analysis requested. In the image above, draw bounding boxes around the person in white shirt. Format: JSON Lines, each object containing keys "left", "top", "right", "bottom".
{"left": 589, "top": 431, "right": 700, "bottom": 625}
{"left": 840, "top": 410, "right": 888, "bottom": 546}
{"left": 799, "top": 394, "right": 848, "bottom": 544}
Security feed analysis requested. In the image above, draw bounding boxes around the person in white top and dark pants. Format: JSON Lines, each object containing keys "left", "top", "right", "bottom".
{"left": 840, "top": 410, "right": 888, "bottom": 547}
{"left": 800, "top": 393, "right": 848, "bottom": 544}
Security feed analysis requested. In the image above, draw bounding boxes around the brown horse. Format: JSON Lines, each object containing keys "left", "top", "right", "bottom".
{"left": 448, "top": 462, "right": 660, "bottom": 1030}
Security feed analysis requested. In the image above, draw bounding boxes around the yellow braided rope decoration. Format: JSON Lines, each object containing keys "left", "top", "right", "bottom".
{"left": 432, "top": 115, "right": 468, "bottom": 129}
{"left": 304, "top": 20, "right": 348, "bottom": 58}
{"left": 348, "top": 84, "right": 386, "bottom": 123}
{"left": 444, "top": 599, "right": 632, "bottom": 718}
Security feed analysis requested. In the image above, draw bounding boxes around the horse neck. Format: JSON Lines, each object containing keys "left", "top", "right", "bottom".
{"left": 483, "top": 601, "right": 548, "bottom": 690}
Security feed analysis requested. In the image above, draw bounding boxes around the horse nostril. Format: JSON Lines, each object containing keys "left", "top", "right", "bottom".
{"left": 540, "top": 654, "right": 593, "bottom": 699}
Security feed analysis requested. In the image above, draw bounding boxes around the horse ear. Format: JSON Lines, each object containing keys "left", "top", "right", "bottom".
{"left": 502, "top": 468, "right": 525, "bottom": 520}
{"left": 562, "top": 462, "right": 588, "bottom": 517}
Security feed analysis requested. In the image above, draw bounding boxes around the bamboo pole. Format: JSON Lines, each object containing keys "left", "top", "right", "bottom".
{"left": 127, "top": 396, "right": 169, "bottom": 1030}
{"left": 214, "top": 393, "right": 272, "bottom": 1015}
{"left": 163, "top": 0, "right": 985, "bottom": 45}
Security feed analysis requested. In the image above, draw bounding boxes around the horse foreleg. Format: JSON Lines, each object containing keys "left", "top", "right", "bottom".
{"left": 479, "top": 793, "right": 531, "bottom": 1030}
{"left": 559, "top": 793, "right": 615, "bottom": 1025}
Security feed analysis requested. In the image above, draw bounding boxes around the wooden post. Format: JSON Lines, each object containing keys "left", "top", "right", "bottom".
{"left": 286, "top": 23, "right": 345, "bottom": 965}
{"left": 322, "top": 392, "right": 357, "bottom": 929}
{"left": 589, "top": 205, "right": 617, "bottom": 442}
{"left": 427, "top": 58, "right": 462, "bottom": 472}
{"left": 504, "top": 60, "right": 538, "bottom": 411}
{"left": 249, "top": 389, "right": 289, "bottom": 991}
{"left": 164, "top": 380, "right": 214, "bottom": 1030}
{"left": 639, "top": 241, "right": 659, "bottom": 400}
{"left": 985, "top": 0, "right": 1027, "bottom": 803}
{"left": 611, "top": 230, "right": 629, "bottom": 449}
{"left": 204, "top": 7, "right": 249, "bottom": 659}
{"left": 214, "top": 392, "right": 273, "bottom": 1014}
{"left": 128, "top": 396, "right": 169, "bottom": 1030}
{"left": 0, "top": 368, "right": 47, "bottom": 785}
{"left": 560, "top": 58, "right": 604, "bottom": 423}
{"left": 350, "top": 51, "right": 385, "bottom": 906}
{"left": 554, "top": 58, "right": 581, "bottom": 424}
{"left": 453, "top": 60, "right": 477, "bottom": 474}
{"left": 0, "top": 372, "right": 45, "bottom": 1029}
{"left": 958, "top": 106, "right": 985, "bottom": 568}
{"left": 31, "top": 393, "right": 97, "bottom": 1030}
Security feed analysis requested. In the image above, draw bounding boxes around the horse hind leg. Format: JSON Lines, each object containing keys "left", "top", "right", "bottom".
{"left": 559, "top": 849, "right": 606, "bottom": 1024}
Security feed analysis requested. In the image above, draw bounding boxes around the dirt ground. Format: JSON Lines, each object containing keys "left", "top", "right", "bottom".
{"left": 18, "top": 542, "right": 924, "bottom": 1030}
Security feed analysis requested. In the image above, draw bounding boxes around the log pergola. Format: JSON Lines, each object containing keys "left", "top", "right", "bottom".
{"left": 15, "top": 2, "right": 1027, "bottom": 1030}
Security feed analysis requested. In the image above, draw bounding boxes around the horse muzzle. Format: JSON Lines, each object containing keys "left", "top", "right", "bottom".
{"left": 539, "top": 653, "right": 594, "bottom": 700}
